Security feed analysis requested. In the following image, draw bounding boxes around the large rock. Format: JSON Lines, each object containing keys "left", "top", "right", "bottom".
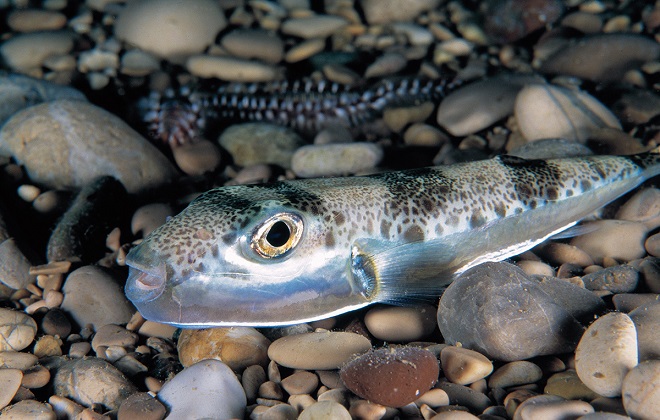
{"left": 0, "top": 99, "right": 177, "bottom": 193}
{"left": 437, "top": 262, "right": 604, "bottom": 361}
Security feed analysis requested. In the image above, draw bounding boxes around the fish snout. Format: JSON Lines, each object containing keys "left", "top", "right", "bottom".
{"left": 125, "top": 267, "right": 166, "bottom": 303}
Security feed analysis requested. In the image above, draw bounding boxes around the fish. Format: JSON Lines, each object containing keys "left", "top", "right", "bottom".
{"left": 142, "top": 77, "right": 457, "bottom": 146}
{"left": 125, "top": 150, "right": 660, "bottom": 327}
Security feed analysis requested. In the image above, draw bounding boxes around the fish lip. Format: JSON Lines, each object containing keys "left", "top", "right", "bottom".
{"left": 125, "top": 267, "right": 166, "bottom": 303}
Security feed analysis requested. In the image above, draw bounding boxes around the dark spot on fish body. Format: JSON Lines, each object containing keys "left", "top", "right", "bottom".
{"left": 494, "top": 202, "right": 507, "bottom": 218}
{"left": 580, "top": 179, "right": 592, "bottom": 192}
{"left": 333, "top": 211, "right": 346, "bottom": 226}
{"left": 403, "top": 225, "right": 425, "bottom": 242}
{"left": 380, "top": 220, "right": 392, "bottom": 238}
{"left": 546, "top": 186, "right": 559, "bottom": 200}
{"left": 469, "top": 210, "right": 487, "bottom": 229}
{"left": 325, "top": 232, "right": 335, "bottom": 248}
{"left": 211, "top": 244, "right": 219, "bottom": 257}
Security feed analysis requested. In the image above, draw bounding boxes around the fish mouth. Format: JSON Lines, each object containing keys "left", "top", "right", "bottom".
{"left": 125, "top": 267, "right": 166, "bottom": 303}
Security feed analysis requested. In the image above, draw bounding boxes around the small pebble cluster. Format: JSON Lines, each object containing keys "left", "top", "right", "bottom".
{"left": 0, "top": 0, "right": 658, "bottom": 419}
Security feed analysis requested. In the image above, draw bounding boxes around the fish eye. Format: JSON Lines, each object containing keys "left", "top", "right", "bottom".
{"left": 250, "top": 212, "right": 304, "bottom": 259}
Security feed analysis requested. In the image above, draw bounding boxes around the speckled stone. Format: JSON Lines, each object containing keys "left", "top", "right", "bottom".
{"left": 340, "top": 347, "right": 439, "bottom": 407}
{"left": 513, "top": 394, "right": 593, "bottom": 420}
{"left": 117, "top": 392, "right": 166, "bottom": 420}
{"left": 0, "top": 400, "right": 56, "bottom": 419}
{"left": 622, "top": 360, "right": 660, "bottom": 420}
{"left": 0, "top": 351, "right": 38, "bottom": 370}
{"left": 0, "top": 309, "right": 37, "bottom": 352}
{"left": 268, "top": 331, "right": 371, "bottom": 370}
{"left": 581, "top": 265, "right": 639, "bottom": 293}
{"left": 177, "top": 327, "right": 270, "bottom": 371}
{"left": 575, "top": 312, "right": 638, "bottom": 397}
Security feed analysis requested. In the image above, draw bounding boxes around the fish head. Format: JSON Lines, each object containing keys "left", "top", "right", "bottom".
{"left": 125, "top": 184, "right": 375, "bottom": 327}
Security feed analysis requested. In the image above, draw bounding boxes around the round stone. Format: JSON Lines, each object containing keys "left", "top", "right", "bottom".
{"left": 177, "top": 327, "right": 270, "bottom": 371}
{"left": 0, "top": 309, "right": 37, "bottom": 352}
{"left": 570, "top": 220, "right": 648, "bottom": 264}
{"left": 575, "top": 312, "right": 638, "bottom": 397}
{"left": 514, "top": 84, "right": 621, "bottom": 143}
{"left": 441, "top": 346, "right": 493, "bottom": 386}
{"left": 0, "top": 100, "right": 177, "bottom": 193}
{"left": 114, "top": 0, "right": 226, "bottom": 62}
{"left": 291, "top": 143, "right": 383, "bottom": 178}
{"left": 621, "top": 360, "right": 660, "bottom": 419}
{"left": 268, "top": 331, "right": 371, "bottom": 370}
{"left": 171, "top": 138, "right": 222, "bottom": 176}
{"left": 299, "top": 401, "right": 351, "bottom": 420}
{"left": 341, "top": 346, "right": 439, "bottom": 408}
{"left": 157, "top": 360, "right": 246, "bottom": 419}
{"left": 488, "top": 361, "right": 543, "bottom": 389}
{"left": 364, "top": 304, "right": 436, "bottom": 342}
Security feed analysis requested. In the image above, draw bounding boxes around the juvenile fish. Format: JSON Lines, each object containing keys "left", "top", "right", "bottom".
{"left": 125, "top": 151, "right": 660, "bottom": 327}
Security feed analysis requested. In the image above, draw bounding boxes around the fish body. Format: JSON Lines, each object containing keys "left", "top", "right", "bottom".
{"left": 143, "top": 77, "right": 456, "bottom": 146}
{"left": 125, "top": 151, "right": 660, "bottom": 327}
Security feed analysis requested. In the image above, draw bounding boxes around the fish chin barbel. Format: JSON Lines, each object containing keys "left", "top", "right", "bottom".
{"left": 125, "top": 151, "right": 660, "bottom": 327}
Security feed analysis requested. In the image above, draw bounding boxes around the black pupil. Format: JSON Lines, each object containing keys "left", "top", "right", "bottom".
{"left": 266, "top": 221, "right": 291, "bottom": 247}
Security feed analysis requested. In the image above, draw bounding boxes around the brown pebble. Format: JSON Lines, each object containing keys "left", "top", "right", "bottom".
{"left": 258, "top": 380, "right": 284, "bottom": 400}
{"left": 340, "top": 346, "right": 439, "bottom": 407}
{"left": 117, "top": 392, "right": 167, "bottom": 420}
{"left": 0, "top": 368, "right": 23, "bottom": 410}
{"left": 242, "top": 364, "right": 266, "bottom": 402}
{"left": 172, "top": 138, "right": 222, "bottom": 175}
{"left": 21, "top": 365, "right": 50, "bottom": 389}
{"left": 177, "top": 327, "right": 270, "bottom": 370}
{"left": 440, "top": 346, "right": 493, "bottom": 386}
{"left": 281, "top": 371, "right": 319, "bottom": 396}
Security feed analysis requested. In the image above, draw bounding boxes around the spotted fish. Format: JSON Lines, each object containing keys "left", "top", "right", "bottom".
{"left": 125, "top": 151, "right": 660, "bottom": 327}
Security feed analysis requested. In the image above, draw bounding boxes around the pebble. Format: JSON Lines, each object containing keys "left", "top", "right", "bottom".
{"left": 403, "top": 123, "right": 448, "bottom": 147}
{"left": 0, "top": 309, "right": 37, "bottom": 352}
{"left": 157, "top": 359, "right": 246, "bottom": 419}
{"left": 0, "top": 369, "right": 23, "bottom": 410}
{"left": 33, "top": 335, "right": 63, "bottom": 358}
{"left": 0, "top": 400, "right": 56, "bottom": 419}
{"left": 0, "top": 237, "right": 33, "bottom": 289}
{"left": 612, "top": 293, "right": 659, "bottom": 313}
{"left": 114, "top": 0, "right": 226, "bottom": 62}
{"left": 436, "top": 74, "right": 543, "bottom": 137}
{"left": 281, "top": 15, "right": 348, "bottom": 38}
{"left": 517, "top": 260, "right": 554, "bottom": 277}
{"left": 581, "top": 265, "right": 639, "bottom": 293}
{"left": 645, "top": 233, "right": 660, "bottom": 258}
{"left": 21, "top": 365, "right": 50, "bottom": 389}
{"left": 131, "top": 203, "right": 173, "bottom": 237}
{"left": 513, "top": 394, "right": 593, "bottom": 420}
{"left": 544, "top": 369, "right": 600, "bottom": 400}
{"left": 514, "top": 84, "right": 621, "bottom": 143}
{"left": 561, "top": 11, "right": 603, "bottom": 33}
{"left": 268, "top": 331, "right": 371, "bottom": 370}
{"left": 483, "top": 0, "right": 564, "bottom": 44}
{"left": 291, "top": 143, "right": 383, "bottom": 178}
{"left": 639, "top": 258, "right": 660, "bottom": 292}
{"left": 629, "top": 300, "right": 660, "bottom": 361}
{"left": 488, "top": 361, "right": 543, "bottom": 389}
{"left": 221, "top": 29, "right": 284, "bottom": 64}
{"left": 416, "top": 388, "right": 450, "bottom": 408}
{"left": 440, "top": 346, "right": 493, "bottom": 386}
{"left": 280, "top": 371, "right": 318, "bottom": 395}
{"left": 383, "top": 102, "right": 435, "bottom": 132}
{"left": 0, "top": 351, "right": 38, "bottom": 370}
{"left": 360, "top": 0, "right": 441, "bottom": 24}
{"left": 621, "top": 360, "right": 660, "bottom": 420}
{"left": 364, "top": 304, "right": 436, "bottom": 342}
{"left": 536, "top": 242, "right": 595, "bottom": 267}
{"left": 575, "top": 312, "right": 638, "bottom": 397}
{"left": 177, "top": 327, "right": 270, "bottom": 370}
{"left": 434, "top": 381, "right": 492, "bottom": 414}
{"left": 219, "top": 123, "right": 305, "bottom": 169}
{"left": 538, "top": 34, "right": 660, "bottom": 83}
{"left": 53, "top": 357, "right": 139, "bottom": 410}
{"left": 508, "top": 138, "right": 593, "bottom": 160}
{"left": 117, "top": 392, "right": 166, "bottom": 420}
{"left": 136, "top": 321, "right": 177, "bottom": 339}
{"left": 0, "top": 31, "right": 74, "bottom": 71}
{"left": 7, "top": 9, "right": 67, "bottom": 32}
{"left": 340, "top": 347, "right": 439, "bottom": 407}
{"left": 171, "top": 138, "right": 222, "bottom": 175}
{"left": 186, "top": 55, "right": 281, "bottom": 82}
{"left": 616, "top": 188, "right": 660, "bottom": 230}
{"left": 60, "top": 266, "right": 135, "bottom": 330}
{"left": 364, "top": 52, "right": 408, "bottom": 78}
{"left": 570, "top": 220, "right": 649, "bottom": 264}
{"left": 0, "top": 100, "right": 177, "bottom": 193}
{"left": 285, "top": 38, "right": 326, "bottom": 63}
{"left": 119, "top": 50, "right": 160, "bottom": 77}
{"left": 299, "top": 401, "right": 351, "bottom": 420}
{"left": 91, "top": 324, "right": 139, "bottom": 354}
{"left": 438, "top": 262, "right": 596, "bottom": 361}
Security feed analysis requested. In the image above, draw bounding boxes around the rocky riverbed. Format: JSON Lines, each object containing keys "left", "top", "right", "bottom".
{"left": 0, "top": 0, "right": 659, "bottom": 419}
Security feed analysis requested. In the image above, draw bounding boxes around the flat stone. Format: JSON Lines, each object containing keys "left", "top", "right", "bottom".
{"left": 268, "top": 331, "right": 371, "bottom": 370}
{"left": 360, "top": 0, "right": 441, "bottom": 24}
{"left": 581, "top": 265, "right": 639, "bottom": 293}
{"left": 291, "top": 143, "right": 383, "bottom": 178}
{"left": 117, "top": 392, "right": 166, "bottom": 420}
{"left": 514, "top": 84, "right": 621, "bottom": 143}
{"left": 119, "top": 49, "right": 160, "bottom": 77}
{"left": 0, "top": 31, "right": 74, "bottom": 71}
{"left": 0, "top": 100, "right": 177, "bottom": 193}
{"left": 242, "top": 365, "right": 266, "bottom": 403}
{"left": 186, "top": 55, "right": 281, "bottom": 82}
{"left": 219, "top": 123, "right": 305, "bottom": 169}
{"left": 115, "top": 0, "right": 226, "bottom": 62}
{"left": 0, "top": 400, "right": 56, "bottom": 420}
{"left": 91, "top": 324, "right": 139, "bottom": 354}
{"left": 616, "top": 188, "right": 660, "bottom": 231}
{"left": 441, "top": 346, "right": 493, "bottom": 386}
{"left": 436, "top": 74, "right": 543, "bottom": 136}
{"left": 8, "top": 9, "right": 67, "bottom": 32}
{"left": 612, "top": 293, "right": 660, "bottom": 313}
{"left": 21, "top": 365, "right": 51, "bottom": 389}
{"left": 53, "top": 357, "right": 138, "bottom": 411}
{"left": 0, "top": 309, "right": 37, "bottom": 352}
{"left": 158, "top": 359, "right": 246, "bottom": 419}
{"left": 575, "top": 312, "right": 638, "bottom": 397}
{"left": 434, "top": 381, "right": 492, "bottom": 414}
{"left": 0, "top": 237, "right": 33, "bottom": 289}
{"left": 221, "top": 29, "right": 284, "bottom": 64}
{"left": 0, "top": 351, "right": 38, "bottom": 370}
{"left": 299, "top": 401, "right": 351, "bottom": 420}
{"left": 177, "top": 327, "right": 270, "bottom": 370}
{"left": 60, "top": 266, "right": 135, "bottom": 330}
{"left": 0, "top": 369, "right": 23, "bottom": 410}
{"left": 544, "top": 369, "right": 600, "bottom": 400}
{"left": 285, "top": 38, "right": 326, "bottom": 63}
{"left": 621, "top": 360, "right": 660, "bottom": 420}
{"left": 539, "top": 33, "right": 660, "bottom": 82}
{"left": 280, "top": 371, "right": 318, "bottom": 396}
{"left": 281, "top": 15, "right": 348, "bottom": 39}
{"left": 570, "top": 220, "right": 649, "bottom": 264}
{"left": 513, "top": 395, "right": 593, "bottom": 420}
{"left": 364, "top": 304, "right": 436, "bottom": 342}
